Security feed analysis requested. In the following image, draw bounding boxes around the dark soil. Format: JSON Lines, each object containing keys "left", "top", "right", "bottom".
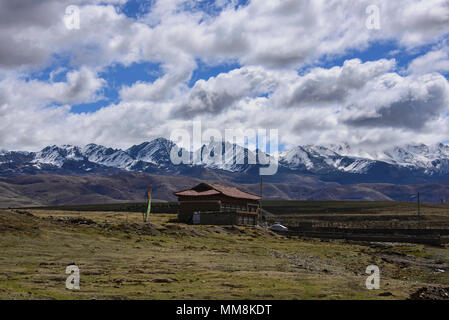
{"left": 409, "top": 286, "right": 449, "bottom": 300}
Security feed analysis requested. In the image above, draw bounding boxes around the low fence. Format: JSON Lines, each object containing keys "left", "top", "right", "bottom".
{"left": 288, "top": 226, "right": 449, "bottom": 236}
{"left": 279, "top": 227, "right": 449, "bottom": 246}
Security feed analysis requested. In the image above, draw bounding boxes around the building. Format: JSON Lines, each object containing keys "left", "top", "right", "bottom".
{"left": 174, "top": 183, "right": 261, "bottom": 225}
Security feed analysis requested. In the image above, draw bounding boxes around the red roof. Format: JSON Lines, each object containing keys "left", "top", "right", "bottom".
{"left": 174, "top": 183, "right": 261, "bottom": 200}
{"left": 174, "top": 189, "right": 220, "bottom": 197}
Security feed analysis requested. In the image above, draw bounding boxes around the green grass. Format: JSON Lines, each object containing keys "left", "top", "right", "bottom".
{"left": 18, "top": 202, "right": 179, "bottom": 214}
{"left": 1, "top": 209, "right": 448, "bottom": 300}
{"left": 21, "top": 200, "right": 449, "bottom": 217}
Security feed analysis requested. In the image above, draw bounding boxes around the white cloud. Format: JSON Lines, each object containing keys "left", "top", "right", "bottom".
{"left": 275, "top": 59, "right": 396, "bottom": 108}
{"left": 385, "top": 0, "right": 449, "bottom": 46}
{"left": 1, "top": 0, "right": 449, "bottom": 152}
{"left": 0, "top": 67, "right": 105, "bottom": 107}
{"left": 172, "top": 66, "right": 283, "bottom": 117}
{"left": 343, "top": 73, "right": 449, "bottom": 130}
{"left": 119, "top": 57, "right": 197, "bottom": 102}
{"left": 408, "top": 45, "right": 449, "bottom": 74}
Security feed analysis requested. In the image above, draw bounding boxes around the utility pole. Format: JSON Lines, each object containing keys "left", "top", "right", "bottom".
{"left": 259, "top": 175, "right": 263, "bottom": 224}
{"left": 417, "top": 192, "right": 421, "bottom": 220}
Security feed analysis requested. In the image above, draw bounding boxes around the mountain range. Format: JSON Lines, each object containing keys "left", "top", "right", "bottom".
{"left": 2, "top": 138, "right": 449, "bottom": 207}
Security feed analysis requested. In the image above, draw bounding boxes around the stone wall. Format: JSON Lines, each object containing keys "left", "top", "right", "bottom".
{"left": 197, "top": 211, "right": 238, "bottom": 225}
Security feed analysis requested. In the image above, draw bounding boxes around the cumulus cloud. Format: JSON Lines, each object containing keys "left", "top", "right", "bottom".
{"left": 407, "top": 45, "right": 449, "bottom": 75}
{"left": 0, "top": 0, "right": 128, "bottom": 71}
{"left": 344, "top": 73, "right": 449, "bottom": 129}
{"left": 172, "top": 66, "right": 282, "bottom": 117}
{"left": 3, "top": 0, "right": 448, "bottom": 73}
{"left": 276, "top": 59, "right": 396, "bottom": 107}
{"left": 385, "top": 0, "right": 449, "bottom": 46}
{"left": 0, "top": 0, "right": 449, "bottom": 152}
{"left": 119, "top": 57, "right": 197, "bottom": 102}
{"left": 0, "top": 67, "right": 105, "bottom": 106}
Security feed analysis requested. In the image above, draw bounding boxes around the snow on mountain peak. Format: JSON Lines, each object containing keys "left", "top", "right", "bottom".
{"left": 326, "top": 142, "right": 352, "bottom": 156}
{"left": 280, "top": 146, "right": 315, "bottom": 170}
{"left": 82, "top": 143, "right": 135, "bottom": 169}
{"left": 126, "top": 138, "right": 176, "bottom": 164}
{"left": 33, "top": 145, "right": 84, "bottom": 167}
{"left": 6, "top": 139, "right": 449, "bottom": 176}
{"left": 376, "top": 143, "right": 449, "bottom": 170}
{"left": 194, "top": 140, "right": 258, "bottom": 172}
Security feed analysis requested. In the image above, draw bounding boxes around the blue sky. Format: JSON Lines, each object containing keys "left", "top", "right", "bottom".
{"left": 23, "top": 0, "right": 441, "bottom": 116}
{"left": 39, "top": 38, "right": 439, "bottom": 115}
{"left": 1, "top": 0, "right": 449, "bottom": 151}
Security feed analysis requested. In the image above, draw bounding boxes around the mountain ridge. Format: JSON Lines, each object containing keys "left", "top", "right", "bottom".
{"left": 3, "top": 139, "right": 449, "bottom": 207}
{"left": 3, "top": 138, "right": 449, "bottom": 181}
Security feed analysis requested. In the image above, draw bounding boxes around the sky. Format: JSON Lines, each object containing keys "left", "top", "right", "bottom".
{"left": 0, "top": 0, "right": 449, "bottom": 152}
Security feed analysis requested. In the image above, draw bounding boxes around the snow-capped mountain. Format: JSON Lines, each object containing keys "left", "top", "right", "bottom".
{"left": 126, "top": 138, "right": 178, "bottom": 165}
{"left": 28, "top": 138, "right": 183, "bottom": 173}
{"left": 2, "top": 139, "right": 449, "bottom": 183}
{"left": 82, "top": 144, "right": 135, "bottom": 170}
{"left": 279, "top": 143, "right": 449, "bottom": 175}
{"left": 279, "top": 145, "right": 375, "bottom": 174}
{"left": 5, "top": 140, "right": 449, "bottom": 207}
{"left": 194, "top": 140, "right": 258, "bottom": 172}
{"left": 378, "top": 144, "right": 449, "bottom": 174}
{"left": 33, "top": 145, "right": 84, "bottom": 168}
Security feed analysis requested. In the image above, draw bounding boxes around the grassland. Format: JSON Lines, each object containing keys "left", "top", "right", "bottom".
{"left": 24, "top": 199, "right": 449, "bottom": 215}
{"left": 260, "top": 201, "right": 449, "bottom": 230}
{"left": 1, "top": 207, "right": 448, "bottom": 300}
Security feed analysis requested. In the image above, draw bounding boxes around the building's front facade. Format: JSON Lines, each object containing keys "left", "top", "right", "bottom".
{"left": 174, "top": 183, "right": 261, "bottom": 225}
